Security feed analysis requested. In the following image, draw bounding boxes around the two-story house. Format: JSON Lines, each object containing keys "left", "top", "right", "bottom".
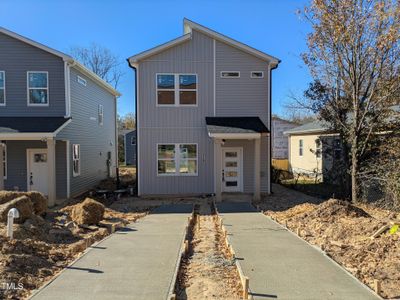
{"left": 128, "top": 19, "right": 280, "bottom": 201}
{"left": 0, "top": 27, "right": 120, "bottom": 206}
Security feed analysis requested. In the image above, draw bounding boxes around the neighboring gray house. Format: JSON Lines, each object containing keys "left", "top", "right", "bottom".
{"left": 128, "top": 19, "right": 280, "bottom": 201}
{"left": 0, "top": 27, "right": 120, "bottom": 206}
{"left": 124, "top": 129, "right": 136, "bottom": 166}
{"left": 271, "top": 116, "right": 298, "bottom": 159}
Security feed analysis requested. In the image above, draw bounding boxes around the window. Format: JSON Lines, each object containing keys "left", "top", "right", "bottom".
{"left": 72, "top": 144, "right": 80, "bottom": 177}
{"left": 220, "top": 71, "right": 240, "bottom": 78}
{"left": 156, "top": 74, "right": 197, "bottom": 106}
{"left": 315, "top": 139, "right": 322, "bottom": 158}
{"left": 77, "top": 76, "right": 87, "bottom": 86}
{"left": 333, "top": 139, "right": 342, "bottom": 160}
{"left": 27, "top": 71, "right": 48, "bottom": 105}
{"left": 1, "top": 142, "right": 6, "bottom": 179}
{"left": 299, "top": 139, "right": 303, "bottom": 156}
{"left": 251, "top": 71, "right": 264, "bottom": 78}
{"left": 157, "top": 143, "right": 197, "bottom": 176}
{"left": 98, "top": 104, "right": 104, "bottom": 126}
{"left": 0, "top": 71, "right": 5, "bottom": 106}
{"left": 131, "top": 136, "right": 136, "bottom": 145}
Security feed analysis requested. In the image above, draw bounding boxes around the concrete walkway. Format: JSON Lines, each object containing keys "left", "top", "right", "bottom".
{"left": 217, "top": 202, "right": 380, "bottom": 300}
{"left": 31, "top": 204, "right": 192, "bottom": 300}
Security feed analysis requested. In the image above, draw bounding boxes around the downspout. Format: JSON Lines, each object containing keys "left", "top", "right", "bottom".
{"left": 269, "top": 62, "right": 280, "bottom": 194}
{"left": 127, "top": 59, "right": 138, "bottom": 195}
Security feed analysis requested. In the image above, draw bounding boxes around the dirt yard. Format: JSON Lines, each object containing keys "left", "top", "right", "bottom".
{"left": 258, "top": 184, "right": 400, "bottom": 299}
{"left": 0, "top": 194, "right": 148, "bottom": 300}
{"left": 175, "top": 204, "right": 242, "bottom": 299}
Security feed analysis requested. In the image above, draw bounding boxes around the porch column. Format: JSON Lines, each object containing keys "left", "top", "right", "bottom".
{"left": 47, "top": 139, "right": 56, "bottom": 207}
{"left": 0, "top": 143, "right": 4, "bottom": 191}
{"left": 214, "top": 139, "right": 223, "bottom": 202}
{"left": 254, "top": 138, "right": 261, "bottom": 201}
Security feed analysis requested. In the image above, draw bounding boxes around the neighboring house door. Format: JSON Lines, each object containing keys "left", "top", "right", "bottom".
{"left": 222, "top": 148, "right": 243, "bottom": 192}
{"left": 27, "top": 149, "right": 49, "bottom": 196}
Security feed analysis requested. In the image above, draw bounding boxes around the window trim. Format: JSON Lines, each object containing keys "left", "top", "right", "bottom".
{"left": 1, "top": 142, "right": 7, "bottom": 179}
{"left": 98, "top": 104, "right": 104, "bottom": 126}
{"left": 156, "top": 73, "right": 198, "bottom": 107}
{"left": 27, "top": 71, "right": 49, "bottom": 107}
{"left": 251, "top": 71, "right": 264, "bottom": 78}
{"left": 299, "top": 139, "right": 303, "bottom": 156}
{"left": 220, "top": 71, "right": 240, "bottom": 78}
{"left": 72, "top": 144, "right": 81, "bottom": 177}
{"left": 0, "top": 71, "right": 6, "bottom": 106}
{"left": 77, "top": 75, "right": 87, "bottom": 86}
{"left": 156, "top": 143, "right": 198, "bottom": 176}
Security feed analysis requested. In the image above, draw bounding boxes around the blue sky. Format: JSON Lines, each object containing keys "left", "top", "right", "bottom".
{"left": 0, "top": 0, "right": 312, "bottom": 117}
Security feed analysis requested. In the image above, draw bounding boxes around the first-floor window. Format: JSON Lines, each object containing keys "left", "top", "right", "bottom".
{"left": 299, "top": 139, "right": 303, "bottom": 156}
{"left": 1, "top": 142, "right": 6, "bottom": 179}
{"left": 72, "top": 144, "right": 80, "bottom": 177}
{"left": 157, "top": 143, "right": 198, "bottom": 176}
{"left": 315, "top": 138, "right": 322, "bottom": 158}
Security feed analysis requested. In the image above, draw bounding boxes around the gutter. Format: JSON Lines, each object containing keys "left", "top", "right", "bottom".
{"left": 269, "top": 62, "right": 280, "bottom": 194}
{"left": 127, "top": 59, "right": 139, "bottom": 195}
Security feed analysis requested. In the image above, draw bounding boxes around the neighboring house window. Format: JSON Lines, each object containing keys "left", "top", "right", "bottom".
{"left": 27, "top": 71, "right": 48, "bottom": 105}
{"left": 157, "top": 143, "right": 198, "bottom": 176}
{"left": 251, "top": 71, "right": 264, "bottom": 78}
{"left": 220, "top": 71, "right": 240, "bottom": 78}
{"left": 1, "top": 142, "right": 6, "bottom": 179}
{"left": 131, "top": 136, "right": 136, "bottom": 145}
{"left": 98, "top": 104, "right": 104, "bottom": 126}
{"left": 72, "top": 144, "right": 81, "bottom": 177}
{"left": 315, "top": 138, "right": 322, "bottom": 158}
{"left": 0, "top": 71, "right": 5, "bottom": 106}
{"left": 333, "top": 139, "right": 342, "bottom": 160}
{"left": 156, "top": 74, "right": 197, "bottom": 106}
{"left": 299, "top": 139, "right": 303, "bottom": 156}
{"left": 77, "top": 75, "right": 87, "bottom": 86}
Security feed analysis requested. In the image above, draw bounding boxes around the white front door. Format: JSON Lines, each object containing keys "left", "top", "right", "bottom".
{"left": 222, "top": 148, "right": 243, "bottom": 192}
{"left": 27, "top": 149, "right": 49, "bottom": 196}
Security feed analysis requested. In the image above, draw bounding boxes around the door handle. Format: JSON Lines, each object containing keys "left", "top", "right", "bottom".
{"left": 29, "top": 172, "right": 33, "bottom": 185}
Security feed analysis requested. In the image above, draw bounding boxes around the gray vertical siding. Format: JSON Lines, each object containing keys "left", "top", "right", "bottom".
{"left": 57, "top": 67, "right": 116, "bottom": 197}
{"left": 124, "top": 130, "right": 136, "bottom": 165}
{"left": 215, "top": 40, "right": 271, "bottom": 192}
{"left": 3, "top": 140, "right": 67, "bottom": 198}
{"left": 0, "top": 32, "right": 66, "bottom": 116}
{"left": 138, "top": 30, "right": 214, "bottom": 195}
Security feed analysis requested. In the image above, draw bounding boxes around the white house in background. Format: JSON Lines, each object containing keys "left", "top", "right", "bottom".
{"left": 271, "top": 117, "right": 298, "bottom": 159}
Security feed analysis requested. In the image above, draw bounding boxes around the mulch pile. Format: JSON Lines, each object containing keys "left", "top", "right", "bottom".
{"left": 265, "top": 199, "right": 400, "bottom": 299}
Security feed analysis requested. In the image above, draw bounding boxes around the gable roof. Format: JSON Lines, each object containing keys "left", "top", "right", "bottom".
{"left": 283, "top": 120, "right": 330, "bottom": 135}
{"left": 0, "top": 27, "right": 120, "bottom": 97}
{"left": 128, "top": 18, "right": 280, "bottom": 67}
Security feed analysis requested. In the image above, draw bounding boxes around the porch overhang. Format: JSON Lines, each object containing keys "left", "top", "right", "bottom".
{"left": 0, "top": 117, "right": 71, "bottom": 140}
{"left": 205, "top": 117, "right": 269, "bottom": 139}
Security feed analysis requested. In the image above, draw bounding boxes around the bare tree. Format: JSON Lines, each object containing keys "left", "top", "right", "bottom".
{"left": 70, "top": 43, "right": 124, "bottom": 89}
{"left": 300, "top": 0, "right": 400, "bottom": 202}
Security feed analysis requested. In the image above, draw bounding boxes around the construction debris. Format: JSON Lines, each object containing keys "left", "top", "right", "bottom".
{"left": 70, "top": 198, "right": 105, "bottom": 225}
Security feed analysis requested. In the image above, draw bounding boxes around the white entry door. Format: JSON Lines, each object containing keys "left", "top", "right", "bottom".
{"left": 27, "top": 149, "right": 49, "bottom": 196}
{"left": 222, "top": 148, "right": 243, "bottom": 192}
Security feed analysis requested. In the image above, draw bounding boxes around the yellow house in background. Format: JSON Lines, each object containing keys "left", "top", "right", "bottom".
{"left": 284, "top": 120, "right": 341, "bottom": 182}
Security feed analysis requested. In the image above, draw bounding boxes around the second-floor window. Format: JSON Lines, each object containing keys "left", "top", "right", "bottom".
{"left": 157, "top": 74, "right": 197, "bottom": 106}
{"left": 0, "top": 71, "right": 5, "bottom": 106}
{"left": 27, "top": 71, "right": 48, "bottom": 106}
